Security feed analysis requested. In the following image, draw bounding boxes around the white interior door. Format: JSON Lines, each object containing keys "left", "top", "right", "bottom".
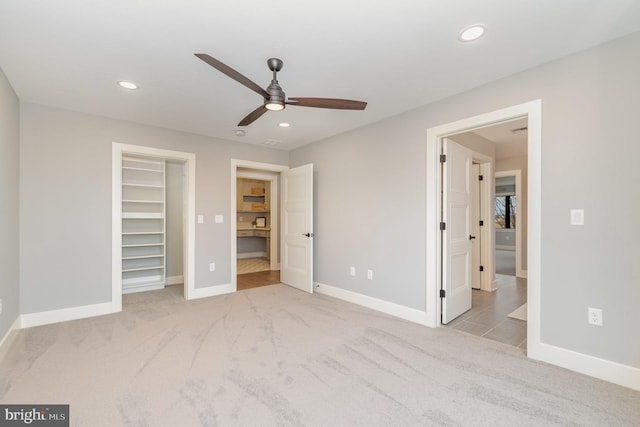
{"left": 442, "top": 139, "right": 473, "bottom": 324}
{"left": 471, "top": 163, "right": 481, "bottom": 289}
{"left": 280, "top": 164, "right": 313, "bottom": 293}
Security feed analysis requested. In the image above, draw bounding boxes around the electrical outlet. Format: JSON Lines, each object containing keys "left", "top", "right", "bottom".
{"left": 367, "top": 269, "right": 373, "bottom": 280}
{"left": 588, "top": 307, "right": 603, "bottom": 326}
{"left": 209, "top": 263, "right": 215, "bottom": 272}
{"left": 349, "top": 266, "right": 356, "bottom": 277}
{"left": 0, "top": 298, "right": 3, "bottom": 315}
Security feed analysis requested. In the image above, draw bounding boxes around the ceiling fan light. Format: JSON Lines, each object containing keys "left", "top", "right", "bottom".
{"left": 265, "top": 101, "right": 284, "bottom": 111}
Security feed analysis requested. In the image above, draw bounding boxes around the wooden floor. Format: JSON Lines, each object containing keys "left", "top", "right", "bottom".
{"left": 237, "top": 270, "right": 280, "bottom": 291}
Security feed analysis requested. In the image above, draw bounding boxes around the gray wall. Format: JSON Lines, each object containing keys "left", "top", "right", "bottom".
{"left": 0, "top": 68, "right": 20, "bottom": 339}
{"left": 290, "top": 31, "right": 640, "bottom": 368}
{"left": 165, "top": 160, "right": 184, "bottom": 280}
{"left": 19, "top": 104, "right": 288, "bottom": 313}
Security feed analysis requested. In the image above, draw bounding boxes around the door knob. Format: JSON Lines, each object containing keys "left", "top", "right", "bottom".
{"left": 469, "top": 235, "right": 476, "bottom": 240}
{"left": 303, "top": 233, "right": 314, "bottom": 237}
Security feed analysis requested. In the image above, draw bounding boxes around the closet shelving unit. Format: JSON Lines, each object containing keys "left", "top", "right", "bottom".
{"left": 121, "top": 155, "right": 166, "bottom": 294}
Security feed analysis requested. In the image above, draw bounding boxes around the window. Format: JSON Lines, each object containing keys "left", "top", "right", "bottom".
{"left": 495, "top": 195, "right": 516, "bottom": 229}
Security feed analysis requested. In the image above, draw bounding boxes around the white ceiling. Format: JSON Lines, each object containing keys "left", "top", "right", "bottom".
{"left": 1, "top": 1, "right": 640, "bottom": 151}
{"left": 472, "top": 117, "right": 528, "bottom": 159}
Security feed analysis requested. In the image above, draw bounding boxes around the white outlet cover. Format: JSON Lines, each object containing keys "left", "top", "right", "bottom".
{"left": 215, "top": 215, "right": 224, "bottom": 224}
{"left": 588, "top": 307, "right": 603, "bottom": 326}
{"left": 570, "top": 209, "right": 584, "bottom": 225}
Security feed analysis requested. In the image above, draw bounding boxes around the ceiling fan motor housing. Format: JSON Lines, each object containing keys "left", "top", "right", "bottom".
{"left": 265, "top": 58, "right": 285, "bottom": 109}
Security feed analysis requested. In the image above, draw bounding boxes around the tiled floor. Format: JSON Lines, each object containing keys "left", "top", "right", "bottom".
{"left": 445, "top": 274, "right": 527, "bottom": 350}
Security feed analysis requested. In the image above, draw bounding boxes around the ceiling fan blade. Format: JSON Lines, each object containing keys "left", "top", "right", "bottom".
{"left": 195, "top": 53, "right": 269, "bottom": 99}
{"left": 238, "top": 105, "right": 268, "bottom": 126}
{"left": 287, "top": 97, "right": 367, "bottom": 110}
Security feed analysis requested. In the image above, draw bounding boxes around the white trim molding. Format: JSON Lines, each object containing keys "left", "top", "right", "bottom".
{"left": 0, "top": 317, "right": 21, "bottom": 361}
{"left": 533, "top": 343, "right": 640, "bottom": 391}
{"left": 20, "top": 302, "right": 117, "bottom": 329}
{"left": 189, "top": 283, "right": 235, "bottom": 300}
{"left": 314, "top": 282, "right": 431, "bottom": 326}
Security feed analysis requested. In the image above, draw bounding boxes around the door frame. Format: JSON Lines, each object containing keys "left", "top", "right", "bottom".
{"left": 112, "top": 143, "right": 196, "bottom": 308}
{"left": 495, "top": 169, "right": 525, "bottom": 278}
{"left": 426, "top": 99, "right": 542, "bottom": 358}
{"left": 231, "top": 159, "right": 289, "bottom": 291}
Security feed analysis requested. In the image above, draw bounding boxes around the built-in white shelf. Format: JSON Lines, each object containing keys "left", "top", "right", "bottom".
{"left": 122, "top": 212, "right": 165, "bottom": 219}
{"left": 121, "top": 155, "right": 166, "bottom": 294}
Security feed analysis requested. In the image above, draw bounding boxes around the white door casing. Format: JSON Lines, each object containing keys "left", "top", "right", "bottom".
{"left": 281, "top": 164, "right": 314, "bottom": 293}
{"left": 441, "top": 138, "right": 473, "bottom": 324}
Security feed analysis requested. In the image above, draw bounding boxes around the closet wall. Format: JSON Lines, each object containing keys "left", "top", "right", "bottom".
{"left": 165, "top": 160, "right": 185, "bottom": 284}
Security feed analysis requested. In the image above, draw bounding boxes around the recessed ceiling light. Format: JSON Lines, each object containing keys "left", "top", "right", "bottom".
{"left": 279, "top": 122, "right": 290, "bottom": 128}
{"left": 118, "top": 80, "right": 138, "bottom": 90}
{"left": 459, "top": 25, "right": 486, "bottom": 42}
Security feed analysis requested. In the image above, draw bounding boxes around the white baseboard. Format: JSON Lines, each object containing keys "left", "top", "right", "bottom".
{"left": 238, "top": 252, "right": 267, "bottom": 260}
{"left": 314, "top": 282, "right": 432, "bottom": 327}
{"left": 529, "top": 342, "right": 640, "bottom": 391}
{"left": 0, "top": 316, "right": 21, "bottom": 362}
{"left": 166, "top": 275, "right": 184, "bottom": 285}
{"left": 187, "top": 283, "right": 235, "bottom": 300}
{"left": 21, "top": 301, "right": 120, "bottom": 329}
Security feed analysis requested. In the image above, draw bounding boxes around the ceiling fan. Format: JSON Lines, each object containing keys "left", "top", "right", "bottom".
{"left": 195, "top": 54, "right": 367, "bottom": 126}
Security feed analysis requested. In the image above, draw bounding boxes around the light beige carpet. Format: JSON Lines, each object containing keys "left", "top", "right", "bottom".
{"left": 508, "top": 303, "right": 528, "bottom": 321}
{"left": 1, "top": 285, "right": 638, "bottom": 426}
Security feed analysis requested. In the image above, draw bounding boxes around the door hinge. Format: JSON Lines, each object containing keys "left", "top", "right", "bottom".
{"left": 479, "top": 266, "right": 484, "bottom": 272}
{"left": 440, "top": 289, "right": 446, "bottom": 298}
{"left": 439, "top": 222, "right": 446, "bottom": 231}
{"left": 439, "top": 154, "right": 446, "bottom": 163}
{"left": 479, "top": 175, "right": 484, "bottom": 181}
{"left": 479, "top": 220, "right": 484, "bottom": 226}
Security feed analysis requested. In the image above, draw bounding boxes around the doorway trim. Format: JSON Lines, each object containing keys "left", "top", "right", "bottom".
{"left": 495, "top": 169, "right": 525, "bottom": 278}
{"left": 231, "top": 159, "right": 289, "bottom": 291}
{"left": 426, "top": 100, "right": 542, "bottom": 359}
{"left": 112, "top": 143, "right": 196, "bottom": 309}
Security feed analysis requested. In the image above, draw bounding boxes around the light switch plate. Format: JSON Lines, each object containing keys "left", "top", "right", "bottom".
{"left": 570, "top": 209, "right": 584, "bottom": 226}
{"left": 197, "top": 215, "right": 204, "bottom": 224}
{"left": 215, "top": 215, "right": 224, "bottom": 224}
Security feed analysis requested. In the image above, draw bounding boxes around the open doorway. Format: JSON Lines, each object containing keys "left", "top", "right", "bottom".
{"left": 442, "top": 122, "right": 528, "bottom": 348}
{"left": 236, "top": 169, "right": 281, "bottom": 291}
{"left": 231, "top": 160, "right": 288, "bottom": 292}
{"left": 426, "top": 100, "right": 541, "bottom": 356}
{"left": 231, "top": 159, "right": 315, "bottom": 294}
{"left": 112, "top": 143, "right": 196, "bottom": 311}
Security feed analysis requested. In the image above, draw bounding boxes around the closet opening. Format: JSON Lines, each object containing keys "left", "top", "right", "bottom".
{"left": 112, "top": 143, "right": 196, "bottom": 310}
